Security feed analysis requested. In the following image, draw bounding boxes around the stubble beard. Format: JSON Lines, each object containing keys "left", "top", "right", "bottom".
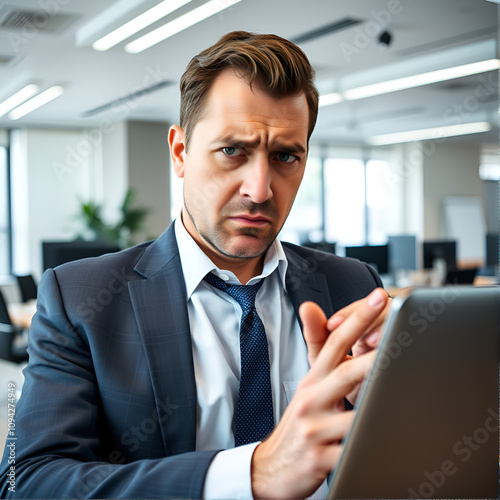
{"left": 184, "top": 198, "right": 283, "bottom": 260}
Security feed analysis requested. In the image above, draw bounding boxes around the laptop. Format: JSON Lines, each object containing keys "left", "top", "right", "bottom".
{"left": 328, "top": 286, "right": 500, "bottom": 499}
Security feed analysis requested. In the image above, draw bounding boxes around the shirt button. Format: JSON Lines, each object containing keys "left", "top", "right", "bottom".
{"left": 219, "top": 273, "right": 229, "bottom": 281}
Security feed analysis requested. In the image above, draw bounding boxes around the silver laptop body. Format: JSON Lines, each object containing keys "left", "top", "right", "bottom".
{"left": 328, "top": 286, "right": 499, "bottom": 499}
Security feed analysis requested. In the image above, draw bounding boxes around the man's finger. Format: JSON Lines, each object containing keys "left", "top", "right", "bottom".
{"left": 299, "top": 301, "right": 329, "bottom": 365}
{"left": 318, "top": 350, "right": 377, "bottom": 409}
{"left": 309, "top": 289, "right": 388, "bottom": 380}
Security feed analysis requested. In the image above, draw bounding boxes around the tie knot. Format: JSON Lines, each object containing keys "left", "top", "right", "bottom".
{"left": 204, "top": 272, "right": 263, "bottom": 311}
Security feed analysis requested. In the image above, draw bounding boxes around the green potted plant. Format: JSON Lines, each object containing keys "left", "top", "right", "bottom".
{"left": 76, "top": 188, "right": 149, "bottom": 249}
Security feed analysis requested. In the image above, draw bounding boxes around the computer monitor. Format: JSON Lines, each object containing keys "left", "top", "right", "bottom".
{"left": 422, "top": 240, "right": 457, "bottom": 270}
{"left": 301, "top": 241, "right": 336, "bottom": 255}
{"left": 485, "top": 233, "right": 499, "bottom": 268}
{"left": 344, "top": 245, "right": 389, "bottom": 275}
{"left": 42, "top": 241, "right": 121, "bottom": 272}
{"left": 387, "top": 235, "right": 417, "bottom": 272}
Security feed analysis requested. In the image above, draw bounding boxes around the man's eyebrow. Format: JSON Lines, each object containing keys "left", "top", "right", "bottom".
{"left": 270, "top": 139, "right": 307, "bottom": 155}
{"left": 209, "top": 136, "right": 261, "bottom": 149}
{"left": 210, "top": 136, "right": 306, "bottom": 154}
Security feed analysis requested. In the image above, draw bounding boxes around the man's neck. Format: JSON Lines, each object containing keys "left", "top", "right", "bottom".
{"left": 179, "top": 211, "right": 265, "bottom": 284}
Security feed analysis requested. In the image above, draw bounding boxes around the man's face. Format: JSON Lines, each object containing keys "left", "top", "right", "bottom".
{"left": 169, "top": 69, "right": 309, "bottom": 270}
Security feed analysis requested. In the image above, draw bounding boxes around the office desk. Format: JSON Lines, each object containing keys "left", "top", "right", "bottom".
{"left": 386, "top": 274, "right": 498, "bottom": 297}
{"left": 8, "top": 300, "right": 37, "bottom": 329}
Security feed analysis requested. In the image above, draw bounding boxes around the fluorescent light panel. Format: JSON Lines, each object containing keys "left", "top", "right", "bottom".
{"left": 318, "top": 92, "right": 342, "bottom": 107}
{"left": 319, "top": 59, "right": 500, "bottom": 107}
{"left": 344, "top": 59, "right": 500, "bottom": 100}
{"left": 0, "top": 84, "right": 40, "bottom": 118}
{"left": 125, "top": 0, "right": 242, "bottom": 54}
{"left": 370, "top": 121, "right": 491, "bottom": 145}
{"left": 9, "top": 86, "right": 64, "bottom": 120}
{"left": 93, "top": 0, "right": 192, "bottom": 51}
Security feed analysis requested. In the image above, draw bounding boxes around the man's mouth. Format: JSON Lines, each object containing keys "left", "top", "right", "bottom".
{"left": 229, "top": 214, "right": 271, "bottom": 227}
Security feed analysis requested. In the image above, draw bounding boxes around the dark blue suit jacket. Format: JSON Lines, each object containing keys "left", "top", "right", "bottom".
{"left": 0, "top": 224, "right": 382, "bottom": 499}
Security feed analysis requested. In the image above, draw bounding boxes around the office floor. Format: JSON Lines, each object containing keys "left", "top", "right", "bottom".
{"left": 0, "top": 359, "right": 26, "bottom": 453}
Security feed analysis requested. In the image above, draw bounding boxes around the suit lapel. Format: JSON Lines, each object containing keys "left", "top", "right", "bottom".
{"left": 284, "top": 246, "right": 335, "bottom": 329}
{"left": 129, "top": 225, "right": 197, "bottom": 456}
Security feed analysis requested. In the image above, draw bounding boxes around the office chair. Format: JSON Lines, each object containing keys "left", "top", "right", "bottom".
{"left": 15, "top": 274, "right": 38, "bottom": 303}
{"left": 0, "top": 290, "right": 29, "bottom": 363}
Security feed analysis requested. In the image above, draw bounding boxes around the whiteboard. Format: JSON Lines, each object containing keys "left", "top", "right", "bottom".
{"left": 443, "top": 197, "right": 486, "bottom": 263}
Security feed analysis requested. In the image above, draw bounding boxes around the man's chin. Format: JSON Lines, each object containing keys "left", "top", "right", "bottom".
{"left": 215, "top": 234, "right": 274, "bottom": 260}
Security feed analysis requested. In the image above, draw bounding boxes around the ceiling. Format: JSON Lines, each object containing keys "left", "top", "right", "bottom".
{"left": 0, "top": 0, "right": 498, "bottom": 145}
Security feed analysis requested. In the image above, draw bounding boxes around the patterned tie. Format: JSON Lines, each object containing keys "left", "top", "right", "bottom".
{"left": 204, "top": 272, "right": 275, "bottom": 446}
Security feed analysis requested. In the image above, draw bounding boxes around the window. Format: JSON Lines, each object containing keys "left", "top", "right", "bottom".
{"left": 285, "top": 148, "right": 400, "bottom": 248}
{"left": 0, "top": 144, "right": 10, "bottom": 276}
{"left": 281, "top": 156, "right": 322, "bottom": 244}
{"left": 324, "top": 158, "right": 365, "bottom": 246}
{"left": 479, "top": 148, "right": 500, "bottom": 181}
{"left": 366, "top": 159, "right": 399, "bottom": 244}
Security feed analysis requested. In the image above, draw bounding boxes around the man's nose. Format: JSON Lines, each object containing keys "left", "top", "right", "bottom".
{"left": 239, "top": 156, "right": 273, "bottom": 204}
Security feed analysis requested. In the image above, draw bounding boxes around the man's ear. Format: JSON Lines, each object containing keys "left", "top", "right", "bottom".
{"left": 169, "top": 124, "right": 186, "bottom": 178}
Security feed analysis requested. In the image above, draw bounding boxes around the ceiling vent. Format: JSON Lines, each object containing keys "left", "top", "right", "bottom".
{"left": 0, "top": 5, "right": 79, "bottom": 34}
{"left": 82, "top": 80, "right": 175, "bottom": 118}
{"left": 292, "top": 18, "right": 362, "bottom": 44}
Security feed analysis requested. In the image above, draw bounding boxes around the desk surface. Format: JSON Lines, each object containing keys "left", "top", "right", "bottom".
{"left": 7, "top": 300, "right": 37, "bottom": 329}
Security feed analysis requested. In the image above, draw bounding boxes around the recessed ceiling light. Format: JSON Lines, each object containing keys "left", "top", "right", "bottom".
{"left": 318, "top": 92, "right": 342, "bottom": 107}
{"left": 93, "top": 0, "right": 192, "bottom": 51}
{"left": 9, "top": 86, "right": 64, "bottom": 120}
{"left": 370, "top": 121, "right": 491, "bottom": 145}
{"left": 344, "top": 59, "right": 500, "bottom": 101}
{"left": 0, "top": 84, "right": 40, "bottom": 118}
{"left": 125, "top": 0, "right": 242, "bottom": 54}
{"left": 319, "top": 59, "right": 500, "bottom": 107}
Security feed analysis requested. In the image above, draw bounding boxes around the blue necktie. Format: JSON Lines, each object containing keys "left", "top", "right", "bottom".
{"left": 204, "top": 272, "right": 275, "bottom": 446}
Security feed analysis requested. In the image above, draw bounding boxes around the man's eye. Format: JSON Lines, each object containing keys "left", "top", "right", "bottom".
{"left": 221, "top": 147, "right": 243, "bottom": 156}
{"left": 277, "top": 152, "right": 297, "bottom": 163}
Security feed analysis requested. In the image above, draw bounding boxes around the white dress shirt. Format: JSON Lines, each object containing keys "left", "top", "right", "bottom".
{"left": 174, "top": 217, "right": 312, "bottom": 498}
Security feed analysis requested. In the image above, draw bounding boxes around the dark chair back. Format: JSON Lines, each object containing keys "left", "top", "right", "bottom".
{"left": 15, "top": 275, "right": 37, "bottom": 303}
{"left": 0, "top": 289, "right": 12, "bottom": 325}
{"left": 0, "top": 290, "right": 28, "bottom": 363}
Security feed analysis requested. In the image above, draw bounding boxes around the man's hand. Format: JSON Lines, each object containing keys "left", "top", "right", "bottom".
{"left": 298, "top": 290, "right": 391, "bottom": 405}
{"left": 300, "top": 290, "right": 391, "bottom": 367}
{"left": 251, "top": 288, "right": 389, "bottom": 499}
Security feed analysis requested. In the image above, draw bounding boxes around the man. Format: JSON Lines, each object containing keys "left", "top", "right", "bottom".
{"left": 0, "top": 31, "right": 388, "bottom": 499}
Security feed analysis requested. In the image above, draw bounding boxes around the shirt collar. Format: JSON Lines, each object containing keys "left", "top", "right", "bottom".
{"left": 174, "top": 216, "right": 289, "bottom": 299}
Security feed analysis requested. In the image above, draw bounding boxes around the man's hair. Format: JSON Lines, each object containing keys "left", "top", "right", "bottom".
{"left": 179, "top": 30, "right": 319, "bottom": 148}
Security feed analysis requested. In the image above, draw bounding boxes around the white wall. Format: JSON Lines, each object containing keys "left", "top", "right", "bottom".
{"left": 99, "top": 121, "right": 129, "bottom": 225}
{"left": 11, "top": 128, "right": 96, "bottom": 280}
{"left": 127, "top": 121, "right": 170, "bottom": 243}
{"left": 422, "top": 141, "right": 482, "bottom": 239}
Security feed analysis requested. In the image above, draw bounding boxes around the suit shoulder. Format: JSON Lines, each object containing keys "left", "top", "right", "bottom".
{"left": 282, "top": 241, "right": 383, "bottom": 286}
{"left": 282, "top": 240, "right": 355, "bottom": 267}
{"left": 49, "top": 240, "right": 152, "bottom": 285}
